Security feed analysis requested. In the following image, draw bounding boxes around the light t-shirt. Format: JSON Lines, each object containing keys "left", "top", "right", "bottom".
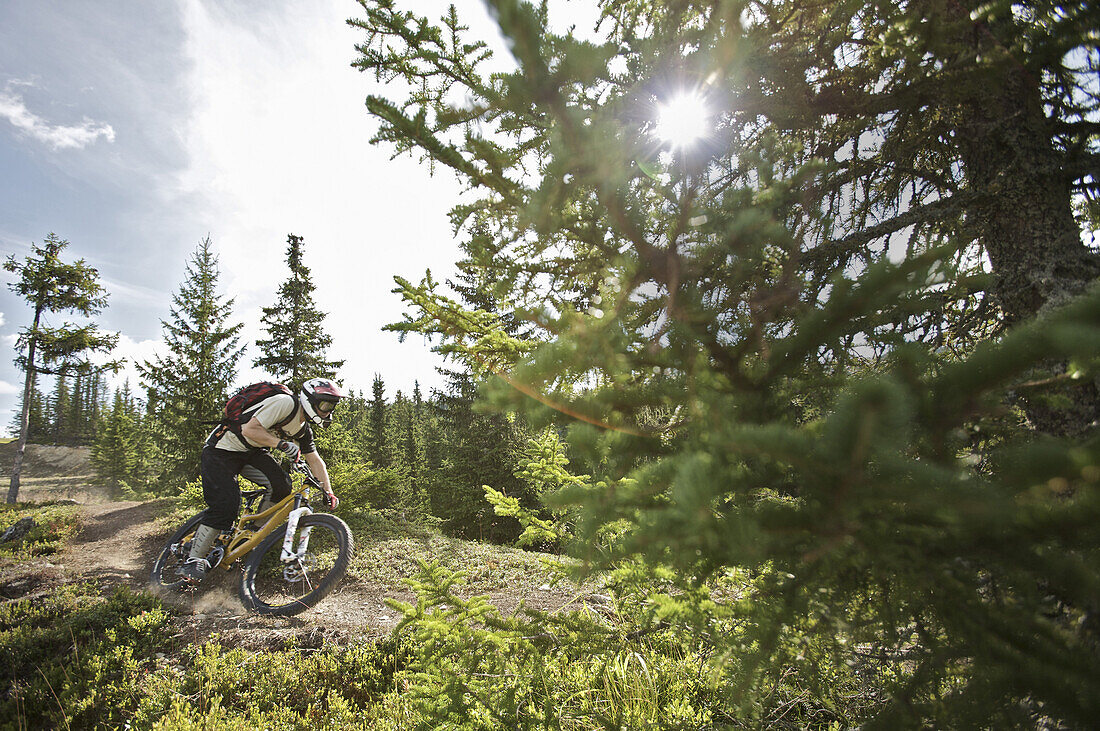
{"left": 207, "top": 393, "right": 316, "bottom": 454}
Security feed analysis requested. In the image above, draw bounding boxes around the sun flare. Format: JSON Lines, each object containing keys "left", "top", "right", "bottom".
{"left": 654, "top": 92, "right": 710, "bottom": 148}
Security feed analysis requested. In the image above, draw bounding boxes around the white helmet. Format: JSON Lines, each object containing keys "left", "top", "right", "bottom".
{"left": 300, "top": 378, "right": 347, "bottom": 427}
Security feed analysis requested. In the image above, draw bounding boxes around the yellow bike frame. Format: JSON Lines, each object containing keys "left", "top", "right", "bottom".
{"left": 218, "top": 477, "right": 313, "bottom": 569}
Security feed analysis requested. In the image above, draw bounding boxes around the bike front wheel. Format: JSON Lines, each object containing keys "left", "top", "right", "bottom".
{"left": 238, "top": 513, "right": 353, "bottom": 616}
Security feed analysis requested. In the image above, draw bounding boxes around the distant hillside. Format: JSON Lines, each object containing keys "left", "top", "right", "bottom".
{"left": 0, "top": 442, "right": 100, "bottom": 503}
{"left": 0, "top": 441, "right": 92, "bottom": 477}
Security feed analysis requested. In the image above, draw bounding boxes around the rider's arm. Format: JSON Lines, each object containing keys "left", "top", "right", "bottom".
{"left": 241, "top": 416, "right": 283, "bottom": 449}
{"left": 239, "top": 394, "right": 298, "bottom": 449}
{"left": 302, "top": 450, "right": 339, "bottom": 508}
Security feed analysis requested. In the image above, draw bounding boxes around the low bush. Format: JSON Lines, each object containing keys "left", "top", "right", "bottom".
{"left": 0, "top": 581, "right": 404, "bottom": 730}
{"left": 0, "top": 502, "right": 82, "bottom": 557}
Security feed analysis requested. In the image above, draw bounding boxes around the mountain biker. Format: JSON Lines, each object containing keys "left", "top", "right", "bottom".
{"left": 178, "top": 377, "right": 348, "bottom": 583}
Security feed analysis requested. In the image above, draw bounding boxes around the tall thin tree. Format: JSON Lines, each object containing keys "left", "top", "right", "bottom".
{"left": 4, "top": 233, "right": 118, "bottom": 503}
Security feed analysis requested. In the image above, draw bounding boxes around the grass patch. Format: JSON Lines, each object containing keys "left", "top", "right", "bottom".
{"left": 341, "top": 505, "right": 589, "bottom": 597}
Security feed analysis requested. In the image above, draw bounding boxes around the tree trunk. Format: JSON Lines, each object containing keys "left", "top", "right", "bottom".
{"left": 953, "top": 18, "right": 1100, "bottom": 437}
{"left": 8, "top": 308, "right": 41, "bottom": 504}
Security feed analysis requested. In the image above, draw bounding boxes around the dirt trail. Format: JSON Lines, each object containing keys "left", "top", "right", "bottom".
{"left": 0, "top": 444, "right": 594, "bottom": 651}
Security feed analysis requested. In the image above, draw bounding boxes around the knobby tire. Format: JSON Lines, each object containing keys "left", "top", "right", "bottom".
{"left": 238, "top": 513, "right": 352, "bottom": 617}
{"left": 149, "top": 511, "right": 208, "bottom": 592}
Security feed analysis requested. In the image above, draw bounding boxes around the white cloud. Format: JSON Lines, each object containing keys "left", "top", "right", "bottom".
{"left": 0, "top": 312, "right": 5, "bottom": 328}
{"left": 170, "top": 1, "right": 602, "bottom": 397}
{"left": 174, "top": 0, "right": 476, "bottom": 395}
{"left": 0, "top": 85, "right": 116, "bottom": 150}
{"left": 100, "top": 278, "right": 168, "bottom": 309}
{"left": 98, "top": 334, "right": 164, "bottom": 394}
{"left": 0, "top": 380, "right": 18, "bottom": 395}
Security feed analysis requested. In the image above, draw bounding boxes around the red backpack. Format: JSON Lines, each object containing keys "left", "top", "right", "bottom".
{"left": 216, "top": 383, "right": 298, "bottom": 443}
{"left": 224, "top": 382, "right": 293, "bottom": 423}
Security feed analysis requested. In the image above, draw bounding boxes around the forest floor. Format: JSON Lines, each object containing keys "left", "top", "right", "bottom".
{"left": 0, "top": 442, "right": 606, "bottom": 653}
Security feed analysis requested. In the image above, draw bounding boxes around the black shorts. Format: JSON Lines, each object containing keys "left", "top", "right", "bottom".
{"left": 199, "top": 447, "right": 293, "bottom": 531}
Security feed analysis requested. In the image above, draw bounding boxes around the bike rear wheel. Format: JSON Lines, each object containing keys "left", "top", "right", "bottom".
{"left": 238, "top": 513, "right": 353, "bottom": 616}
{"left": 150, "top": 512, "right": 208, "bottom": 592}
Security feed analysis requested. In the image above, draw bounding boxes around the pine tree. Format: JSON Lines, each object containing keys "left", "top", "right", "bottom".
{"left": 367, "top": 374, "right": 387, "bottom": 467}
{"left": 4, "top": 233, "right": 118, "bottom": 502}
{"left": 66, "top": 374, "right": 83, "bottom": 444}
{"left": 384, "top": 389, "right": 407, "bottom": 471}
{"left": 49, "top": 373, "right": 70, "bottom": 444}
{"left": 354, "top": 0, "right": 1100, "bottom": 725}
{"left": 92, "top": 383, "right": 140, "bottom": 492}
{"left": 429, "top": 368, "right": 528, "bottom": 541}
{"left": 56, "top": 371, "right": 104, "bottom": 445}
{"left": 8, "top": 385, "right": 47, "bottom": 443}
{"left": 253, "top": 234, "right": 344, "bottom": 388}
{"left": 404, "top": 393, "right": 422, "bottom": 510}
{"left": 78, "top": 372, "right": 105, "bottom": 445}
{"left": 338, "top": 387, "right": 370, "bottom": 445}
{"left": 418, "top": 408, "right": 444, "bottom": 513}
{"left": 137, "top": 237, "right": 245, "bottom": 486}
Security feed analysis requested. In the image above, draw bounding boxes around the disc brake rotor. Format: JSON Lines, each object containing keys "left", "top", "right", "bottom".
{"left": 282, "top": 554, "right": 315, "bottom": 583}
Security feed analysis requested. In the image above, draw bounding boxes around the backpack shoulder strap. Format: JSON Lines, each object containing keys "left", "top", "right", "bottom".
{"left": 271, "top": 394, "right": 299, "bottom": 432}
{"left": 231, "top": 392, "right": 299, "bottom": 447}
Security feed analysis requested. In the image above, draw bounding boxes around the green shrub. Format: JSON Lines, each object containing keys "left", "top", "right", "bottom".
{"left": 0, "top": 580, "right": 404, "bottom": 730}
{"left": 0, "top": 584, "right": 170, "bottom": 729}
{"left": 382, "top": 560, "right": 880, "bottom": 729}
{"left": 0, "top": 503, "right": 82, "bottom": 557}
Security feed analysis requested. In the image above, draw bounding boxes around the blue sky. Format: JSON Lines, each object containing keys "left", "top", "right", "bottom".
{"left": 0, "top": 0, "right": 541, "bottom": 431}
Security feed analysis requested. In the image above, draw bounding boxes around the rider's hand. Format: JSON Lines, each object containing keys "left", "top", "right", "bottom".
{"left": 322, "top": 491, "right": 340, "bottom": 510}
{"left": 276, "top": 440, "right": 300, "bottom": 461}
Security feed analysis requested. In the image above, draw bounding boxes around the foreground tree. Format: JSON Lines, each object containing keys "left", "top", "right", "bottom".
{"left": 254, "top": 234, "right": 344, "bottom": 387}
{"left": 138, "top": 237, "right": 244, "bottom": 485}
{"left": 4, "top": 233, "right": 118, "bottom": 503}
{"left": 710, "top": 0, "right": 1100, "bottom": 436}
{"left": 354, "top": 0, "right": 1100, "bottom": 725}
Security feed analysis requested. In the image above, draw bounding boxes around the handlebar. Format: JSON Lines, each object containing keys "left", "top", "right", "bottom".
{"left": 290, "top": 457, "right": 336, "bottom": 509}
{"left": 291, "top": 458, "right": 318, "bottom": 483}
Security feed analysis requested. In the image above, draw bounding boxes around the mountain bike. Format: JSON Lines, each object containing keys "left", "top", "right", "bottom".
{"left": 150, "top": 460, "right": 353, "bottom": 617}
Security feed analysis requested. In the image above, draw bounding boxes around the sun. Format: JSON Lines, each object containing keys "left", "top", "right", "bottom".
{"left": 654, "top": 92, "right": 710, "bottom": 149}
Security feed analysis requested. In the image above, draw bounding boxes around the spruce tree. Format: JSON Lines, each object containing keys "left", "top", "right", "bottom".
{"left": 4, "top": 233, "right": 118, "bottom": 502}
{"left": 57, "top": 372, "right": 104, "bottom": 445}
{"left": 367, "top": 374, "right": 388, "bottom": 467}
{"left": 404, "top": 393, "right": 421, "bottom": 508}
{"left": 384, "top": 389, "right": 407, "bottom": 471}
{"left": 428, "top": 368, "right": 528, "bottom": 541}
{"left": 8, "top": 386, "right": 47, "bottom": 444}
{"left": 353, "top": 0, "right": 1100, "bottom": 725}
{"left": 137, "top": 237, "right": 244, "bottom": 485}
{"left": 92, "top": 382, "right": 143, "bottom": 493}
{"left": 49, "top": 373, "right": 70, "bottom": 444}
{"left": 253, "top": 234, "right": 344, "bottom": 387}
{"left": 338, "top": 387, "right": 370, "bottom": 446}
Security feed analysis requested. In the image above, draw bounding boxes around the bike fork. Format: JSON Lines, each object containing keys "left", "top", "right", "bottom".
{"left": 280, "top": 506, "right": 313, "bottom": 562}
